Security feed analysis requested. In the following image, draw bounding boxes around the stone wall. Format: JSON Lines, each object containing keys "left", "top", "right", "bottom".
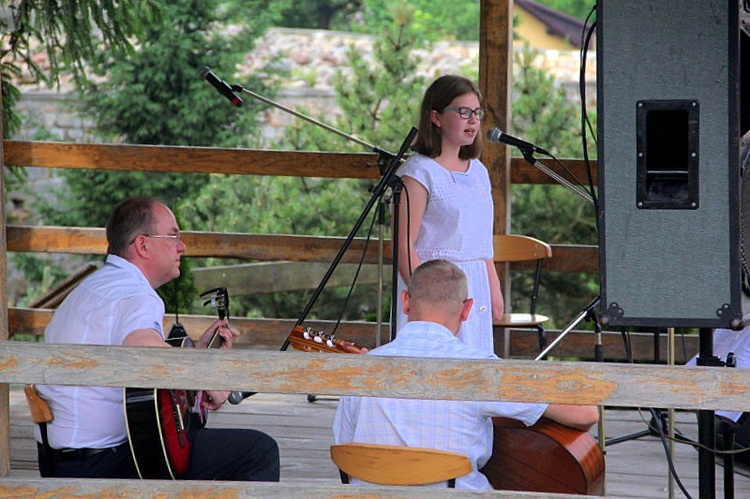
{"left": 12, "top": 27, "right": 596, "bottom": 146}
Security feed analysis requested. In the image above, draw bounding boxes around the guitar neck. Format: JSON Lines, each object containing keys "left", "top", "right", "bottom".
{"left": 206, "top": 323, "right": 226, "bottom": 349}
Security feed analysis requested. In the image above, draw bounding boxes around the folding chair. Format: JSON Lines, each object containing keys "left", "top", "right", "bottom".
{"left": 492, "top": 234, "right": 553, "bottom": 353}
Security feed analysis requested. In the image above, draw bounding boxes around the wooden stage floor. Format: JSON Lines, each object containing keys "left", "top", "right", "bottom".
{"left": 7, "top": 384, "right": 750, "bottom": 497}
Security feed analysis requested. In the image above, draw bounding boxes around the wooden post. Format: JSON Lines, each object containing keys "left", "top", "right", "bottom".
{"left": 480, "top": 0, "right": 514, "bottom": 355}
{"left": 0, "top": 73, "right": 9, "bottom": 476}
{"left": 479, "top": 0, "right": 513, "bottom": 236}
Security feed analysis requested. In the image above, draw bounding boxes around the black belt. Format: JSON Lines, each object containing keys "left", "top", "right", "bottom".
{"left": 53, "top": 444, "right": 122, "bottom": 462}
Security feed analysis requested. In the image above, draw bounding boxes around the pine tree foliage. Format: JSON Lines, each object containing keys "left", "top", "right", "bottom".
{"left": 178, "top": 4, "right": 430, "bottom": 320}
{"left": 0, "top": 0, "right": 162, "bottom": 136}
{"left": 32, "top": 0, "right": 288, "bottom": 313}
{"left": 509, "top": 43, "right": 598, "bottom": 329}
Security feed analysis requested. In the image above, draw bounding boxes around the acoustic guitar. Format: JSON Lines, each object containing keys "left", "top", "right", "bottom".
{"left": 287, "top": 324, "right": 368, "bottom": 354}
{"left": 480, "top": 416, "right": 605, "bottom": 495}
{"left": 124, "top": 287, "right": 229, "bottom": 479}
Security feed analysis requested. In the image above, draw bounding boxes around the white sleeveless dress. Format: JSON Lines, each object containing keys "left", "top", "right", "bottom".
{"left": 395, "top": 153, "right": 495, "bottom": 353}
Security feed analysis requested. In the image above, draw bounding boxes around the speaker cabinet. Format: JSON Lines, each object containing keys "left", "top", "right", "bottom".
{"left": 597, "top": 0, "right": 749, "bottom": 328}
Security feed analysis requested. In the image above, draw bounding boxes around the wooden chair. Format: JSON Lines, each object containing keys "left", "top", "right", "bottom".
{"left": 330, "top": 442, "right": 472, "bottom": 488}
{"left": 24, "top": 384, "right": 55, "bottom": 477}
{"left": 493, "top": 234, "right": 553, "bottom": 353}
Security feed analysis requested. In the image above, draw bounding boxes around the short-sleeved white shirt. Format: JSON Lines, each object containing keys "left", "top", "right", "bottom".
{"left": 397, "top": 153, "right": 494, "bottom": 262}
{"left": 35, "top": 254, "right": 165, "bottom": 449}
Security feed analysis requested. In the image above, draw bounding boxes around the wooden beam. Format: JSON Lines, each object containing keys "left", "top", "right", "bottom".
{"left": 5, "top": 139, "right": 598, "bottom": 184}
{"left": 6, "top": 307, "right": 695, "bottom": 363}
{"left": 480, "top": 0, "right": 514, "bottom": 236}
{"left": 3, "top": 141, "right": 382, "bottom": 179}
{"left": 6, "top": 226, "right": 388, "bottom": 263}
{"left": 6, "top": 226, "right": 600, "bottom": 273}
{"left": 192, "top": 261, "right": 385, "bottom": 294}
{"left": 1, "top": 341, "right": 748, "bottom": 412}
{"left": 511, "top": 157, "right": 598, "bottom": 186}
{"left": 0, "top": 477, "right": 577, "bottom": 498}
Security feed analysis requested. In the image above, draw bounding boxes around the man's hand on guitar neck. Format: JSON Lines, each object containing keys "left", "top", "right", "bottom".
{"left": 197, "top": 318, "right": 238, "bottom": 349}
{"left": 201, "top": 389, "right": 231, "bottom": 410}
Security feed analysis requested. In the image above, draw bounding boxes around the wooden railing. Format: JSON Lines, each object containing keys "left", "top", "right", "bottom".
{"left": 2, "top": 341, "right": 747, "bottom": 496}
{"left": 0, "top": 0, "right": 736, "bottom": 494}
{"left": 5, "top": 224, "right": 695, "bottom": 362}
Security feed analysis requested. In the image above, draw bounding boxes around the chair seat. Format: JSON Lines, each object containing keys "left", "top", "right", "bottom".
{"left": 494, "top": 313, "right": 549, "bottom": 328}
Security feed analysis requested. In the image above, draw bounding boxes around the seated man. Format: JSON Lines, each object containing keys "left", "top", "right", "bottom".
{"left": 687, "top": 325, "right": 750, "bottom": 464}
{"left": 34, "top": 196, "right": 280, "bottom": 481}
{"left": 333, "top": 259, "right": 598, "bottom": 489}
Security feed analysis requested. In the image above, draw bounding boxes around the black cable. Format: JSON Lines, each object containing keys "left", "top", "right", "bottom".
{"left": 332, "top": 198, "right": 381, "bottom": 336}
{"left": 578, "top": 6, "right": 599, "bottom": 224}
{"left": 649, "top": 407, "right": 694, "bottom": 499}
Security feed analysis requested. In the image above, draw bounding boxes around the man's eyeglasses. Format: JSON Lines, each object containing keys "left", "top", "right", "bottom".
{"left": 131, "top": 233, "right": 183, "bottom": 245}
{"left": 145, "top": 233, "right": 183, "bottom": 243}
{"left": 442, "top": 107, "right": 486, "bottom": 120}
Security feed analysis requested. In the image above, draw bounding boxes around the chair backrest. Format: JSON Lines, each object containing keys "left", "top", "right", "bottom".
{"left": 493, "top": 234, "right": 552, "bottom": 264}
{"left": 24, "top": 384, "right": 56, "bottom": 477}
{"left": 330, "top": 443, "right": 473, "bottom": 488}
{"left": 24, "top": 384, "right": 53, "bottom": 425}
{"left": 493, "top": 234, "right": 553, "bottom": 319}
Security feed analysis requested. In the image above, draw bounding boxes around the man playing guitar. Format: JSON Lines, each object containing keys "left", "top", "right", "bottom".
{"left": 333, "top": 259, "right": 599, "bottom": 489}
{"left": 33, "top": 196, "right": 280, "bottom": 481}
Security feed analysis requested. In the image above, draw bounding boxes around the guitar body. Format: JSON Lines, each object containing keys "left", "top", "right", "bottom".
{"left": 124, "top": 387, "right": 204, "bottom": 479}
{"left": 480, "top": 416, "right": 605, "bottom": 495}
{"left": 125, "top": 288, "right": 228, "bottom": 479}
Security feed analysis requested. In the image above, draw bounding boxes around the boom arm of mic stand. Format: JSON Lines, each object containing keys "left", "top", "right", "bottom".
{"left": 535, "top": 296, "right": 600, "bottom": 360}
{"left": 232, "top": 84, "right": 377, "bottom": 152}
{"left": 521, "top": 150, "right": 594, "bottom": 204}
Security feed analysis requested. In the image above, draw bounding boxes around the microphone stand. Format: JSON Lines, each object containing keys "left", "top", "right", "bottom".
{"left": 230, "top": 82, "right": 413, "bottom": 347}
{"left": 514, "top": 146, "right": 607, "bottom": 453}
{"left": 515, "top": 146, "right": 596, "bottom": 359}
{"left": 521, "top": 149, "right": 594, "bottom": 204}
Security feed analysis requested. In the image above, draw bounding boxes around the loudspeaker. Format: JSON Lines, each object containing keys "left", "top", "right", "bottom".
{"left": 597, "top": 0, "right": 750, "bottom": 328}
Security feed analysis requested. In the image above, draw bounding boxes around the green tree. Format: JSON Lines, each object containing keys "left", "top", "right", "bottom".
{"left": 180, "top": 3, "right": 429, "bottom": 321}
{"left": 509, "top": 44, "right": 598, "bottom": 328}
{"left": 276, "top": 0, "right": 480, "bottom": 42}
{"left": 276, "top": 1, "right": 363, "bottom": 30}
{"left": 1, "top": 1, "right": 162, "bottom": 308}
{"left": 0, "top": 0, "right": 161, "bottom": 188}
{"left": 34, "top": 0, "right": 287, "bottom": 312}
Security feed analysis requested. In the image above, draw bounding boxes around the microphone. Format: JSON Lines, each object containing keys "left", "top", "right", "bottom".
{"left": 199, "top": 66, "right": 243, "bottom": 107}
{"left": 486, "top": 128, "right": 549, "bottom": 155}
{"left": 227, "top": 391, "right": 255, "bottom": 405}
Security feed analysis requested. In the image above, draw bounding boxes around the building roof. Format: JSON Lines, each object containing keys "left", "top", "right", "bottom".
{"left": 515, "top": 0, "right": 591, "bottom": 49}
